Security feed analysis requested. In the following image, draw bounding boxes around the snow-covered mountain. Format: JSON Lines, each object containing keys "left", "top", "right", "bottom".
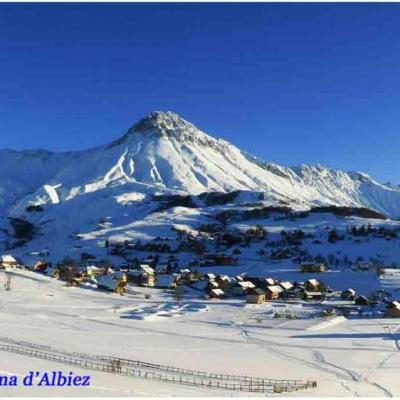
{"left": 2, "top": 110, "right": 400, "bottom": 261}
{"left": 1, "top": 110, "right": 400, "bottom": 218}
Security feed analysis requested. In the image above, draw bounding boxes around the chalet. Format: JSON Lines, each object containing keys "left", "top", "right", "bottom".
{"left": 156, "top": 274, "right": 179, "bottom": 289}
{"left": 301, "top": 262, "right": 326, "bottom": 273}
{"left": 386, "top": 301, "right": 400, "bottom": 317}
{"left": 265, "top": 285, "right": 283, "bottom": 300}
{"left": 209, "top": 288, "right": 225, "bottom": 299}
{"left": 180, "top": 268, "right": 190, "bottom": 281}
{"left": 232, "top": 280, "right": 256, "bottom": 296}
{"left": 86, "top": 265, "right": 107, "bottom": 279}
{"left": 127, "top": 265, "right": 156, "bottom": 287}
{"left": 306, "top": 279, "right": 321, "bottom": 292}
{"left": 341, "top": 288, "right": 356, "bottom": 301}
{"left": 303, "top": 291, "right": 324, "bottom": 301}
{"left": 96, "top": 272, "right": 127, "bottom": 294}
{"left": 34, "top": 260, "right": 48, "bottom": 273}
{"left": 56, "top": 265, "right": 81, "bottom": 283}
{"left": 246, "top": 288, "right": 266, "bottom": 304}
{"left": 257, "top": 277, "right": 277, "bottom": 290}
{"left": 355, "top": 295, "right": 370, "bottom": 306}
{"left": 245, "top": 276, "right": 262, "bottom": 287}
{"left": 206, "top": 280, "right": 219, "bottom": 292}
{"left": 386, "top": 300, "right": 400, "bottom": 309}
{"left": 215, "top": 275, "right": 232, "bottom": 292}
{"left": 204, "top": 273, "right": 216, "bottom": 282}
{"left": 179, "top": 269, "right": 199, "bottom": 283}
{"left": 0, "top": 255, "right": 18, "bottom": 269}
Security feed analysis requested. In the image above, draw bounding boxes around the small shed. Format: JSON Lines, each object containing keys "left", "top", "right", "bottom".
{"left": 246, "top": 288, "right": 266, "bottom": 304}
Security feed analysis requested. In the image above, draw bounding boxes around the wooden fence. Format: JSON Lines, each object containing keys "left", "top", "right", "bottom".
{"left": 99, "top": 355, "right": 313, "bottom": 387}
{"left": 0, "top": 342, "right": 316, "bottom": 393}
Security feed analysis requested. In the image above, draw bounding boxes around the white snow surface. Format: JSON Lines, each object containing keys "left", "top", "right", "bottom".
{"left": 1, "top": 269, "right": 400, "bottom": 397}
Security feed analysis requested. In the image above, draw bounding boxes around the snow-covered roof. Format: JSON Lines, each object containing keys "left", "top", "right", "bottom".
{"left": 248, "top": 288, "right": 265, "bottom": 296}
{"left": 280, "top": 281, "right": 293, "bottom": 290}
{"left": 129, "top": 266, "right": 154, "bottom": 276}
{"left": 1, "top": 254, "right": 17, "bottom": 264}
{"left": 267, "top": 285, "right": 283, "bottom": 294}
{"left": 87, "top": 265, "right": 103, "bottom": 272}
{"left": 381, "top": 268, "right": 400, "bottom": 276}
{"left": 96, "top": 275, "right": 120, "bottom": 290}
{"left": 304, "top": 291, "right": 323, "bottom": 296}
{"left": 211, "top": 289, "right": 224, "bottom": 296}
{"left": 141, "top": 265, "right": 155, "bottom": 275}
{"left": 265, "top": 278, "right": 275, "bottom": 285}
{"left": 237, "top": 281, "right": 256, "bottom": 289}
{"left": 156, "top": 275, "right": 174, "bottom": 287}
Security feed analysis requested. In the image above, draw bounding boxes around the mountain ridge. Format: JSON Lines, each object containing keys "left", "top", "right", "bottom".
{"left": 1, "top": 111, "right": 400, "bottom": 219}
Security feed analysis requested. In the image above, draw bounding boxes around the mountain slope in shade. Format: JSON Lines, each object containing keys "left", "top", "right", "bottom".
{"left": 1, "top": 111, "right": 400, "bottom": 219}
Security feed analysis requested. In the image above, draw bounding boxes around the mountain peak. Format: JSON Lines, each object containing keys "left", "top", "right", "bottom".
{"left": 128, "top": 111, "right": 193, "bottom": 134}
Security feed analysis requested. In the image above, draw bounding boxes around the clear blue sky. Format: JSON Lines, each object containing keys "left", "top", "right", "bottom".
{"left": 1, "top": 3, "right": 400, "bottom": 183}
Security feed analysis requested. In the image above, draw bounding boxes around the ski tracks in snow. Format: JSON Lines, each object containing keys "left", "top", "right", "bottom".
{"left": 229, "top": 321, "right": 393, "bottom": 397}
